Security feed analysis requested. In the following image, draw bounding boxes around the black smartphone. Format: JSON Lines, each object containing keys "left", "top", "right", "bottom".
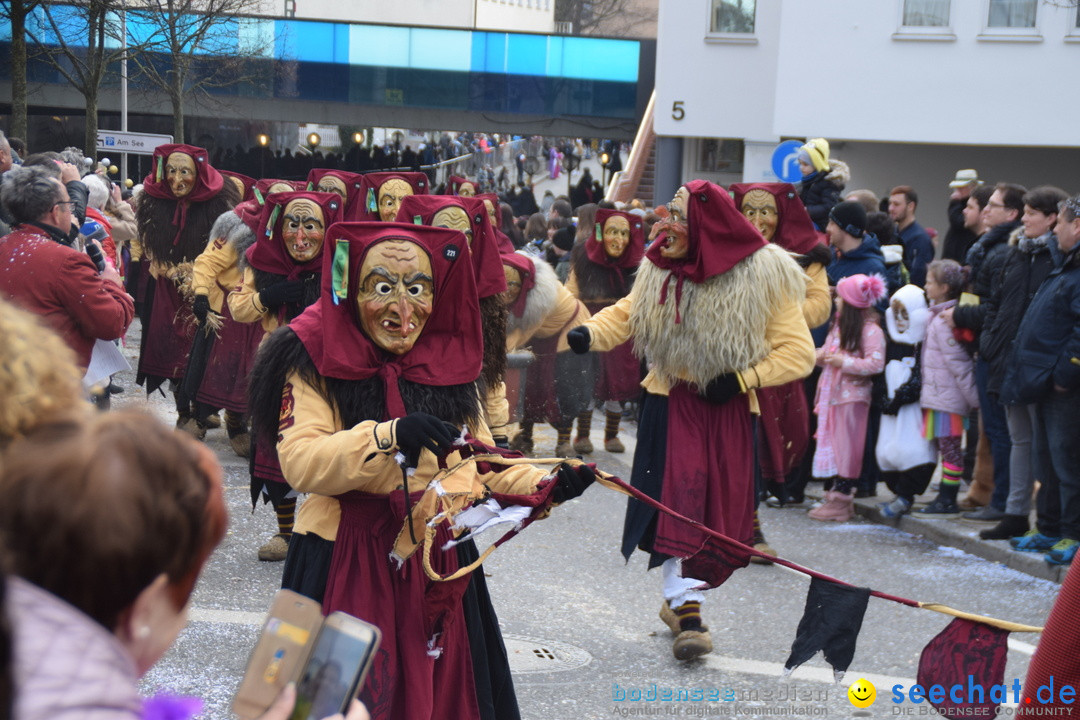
{"left": 289, "top": 611, "right": 382, "bottom": 720}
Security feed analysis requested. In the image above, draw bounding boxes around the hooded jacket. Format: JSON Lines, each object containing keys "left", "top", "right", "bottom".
{"left": 797, "top": 159, "right": 849, "bottom": 230}
{"left": 921, "top": 299, "right": 979, "bottom": 415}
{"left": 827, "top": 233, "right": 888, "bottom": 286}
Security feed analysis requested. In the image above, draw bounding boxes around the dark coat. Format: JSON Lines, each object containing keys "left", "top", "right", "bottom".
{"left": 954, "top": 220, "right": 1021, "bottom": 334}
{"left": 827, "top": 232, "right": 888, "bottom": 285}
{"left": 980, "top": 230, "right": 1060, "bottom": 396}
{"left": 797, "top": 165, "right": 846, "bottom": 230}
{"left": 941, "top": 197, "right": 978, "bottom": 264}
{"left": 1001, "top": 246, "right": 1080, "bottom": 405}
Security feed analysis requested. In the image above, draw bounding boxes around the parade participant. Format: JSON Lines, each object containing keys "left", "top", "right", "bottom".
{"left": 307, "top": 168, "right": 365, "bottom": 220}
{"left": 809, "top": 274, "right": 886, "bottom": 522}
{"left": 730, "top": 182, "right": 831, "bottom": 557}
{"left": 564, "top": 208, "right": 645, "bottom": 454}
{"left": 221, "top": 170, "right": 256, "bottom": 202}
{"left": 359, "top": 171, "right": 429, "bottom": 222}
{"left": 448, "top": 175, "right": 477, "bottom": 196}
{"left": 229, "top": 190, "right": 343, "bottom": 562}
{"left": 567, "top": 180, "right": 814, "bottom": 660}
{"left": 135, "top": 144, "right": 240, "bottom": 429}
{"left": 253, "top": 178, "right": 305, "bottom": 206}
{"left": 247, "top": 222, "right": 594, "bottom": 720}
{"left": 503, "top": 250, "right": 594, "bottom": 457}
{"left": 395, "top": 194, "right": 511, "bottom": 440}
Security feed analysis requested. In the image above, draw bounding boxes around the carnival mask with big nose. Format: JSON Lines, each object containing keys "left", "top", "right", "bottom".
{"left": 281, "top": 198, "right": 325, "bottom": 263}
{"left": 500, "top": 264, "right": 522, "bottom": 307}
{"left": 166, "top": 152, "right": 197, "bottom": 199}
{"left": 482, "top": 198, "right": 498, "bottom": 229}
{"left": 378, "top": 179, "right": 414, "bottom": 222}
{"left": 602, "top": 215, "right": 631, "bottom": 259}
{"left": 431, "top": 206, "right": 474, "bottom": 247}
{"left": 740, "top": 189, "right": 778, "bottom": 242}
{"left": 654, "top": 186, "right": 690, "bottom": 259}
{"left": 458, "top": 182, "right": 476, "bottom": 197}
{"left": 317, "top": 176, "right": 348, "bottom": 200}
{"left": 357, "top": 239, "right": 434, "bottom": 354}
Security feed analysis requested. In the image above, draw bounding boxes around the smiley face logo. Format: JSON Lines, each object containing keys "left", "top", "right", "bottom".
{"left": 847, "top": 678, "right": 876, "bottom": 708}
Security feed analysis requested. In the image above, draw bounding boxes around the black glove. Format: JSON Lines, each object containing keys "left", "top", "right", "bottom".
{"left": 567, "top": 326, "right": 591, "bottom": 354}
{"left": 395, "top": 412, "right": 459, "bottom": 466}
{"left": 552, "top": 463, "right": 596, "bottom": 504}
{"left": 701, "top": 372, "right": 743, "bottom": 405}
{"left": 259, "top": 280, "right": 306, "bottom": 309}
{"left": 191, "top": 294, "right": 210, "bottom": 323}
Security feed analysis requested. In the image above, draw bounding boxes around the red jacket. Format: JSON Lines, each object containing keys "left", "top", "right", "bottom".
{"left": 0, "top": 225, "right": 134, "bottom": 368}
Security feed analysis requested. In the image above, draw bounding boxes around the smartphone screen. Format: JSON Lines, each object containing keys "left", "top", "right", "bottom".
{"left": 289, "top": 612, "right": 380, "bottom": 720}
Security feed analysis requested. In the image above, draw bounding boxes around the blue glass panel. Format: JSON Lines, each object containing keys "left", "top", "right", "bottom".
{"left": 562, "top": 37, "right": 638, "bottom": 82}
{"left": 349, "top": 24, "right": 409, "bottom": 67}
{"left": 484, "top": 32, "right": 505, "bottom": 74}
{"left": 409, "top": 28, "right": 471, "bottom": 72}
{"left": 505, "top": 33, "right": 546, "bottom": 76}
{"left": 275, "top": 20, "right": 337, "bottom": 64}
{"left": 545, "top": 35, "right": 563, "bottom": 77}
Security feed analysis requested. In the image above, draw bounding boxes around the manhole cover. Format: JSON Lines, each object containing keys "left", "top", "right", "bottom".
{"left": 503, "top": 634, "right": 592, "bottom": 674}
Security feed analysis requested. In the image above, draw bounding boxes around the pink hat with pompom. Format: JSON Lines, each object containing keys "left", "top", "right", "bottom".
{"left": 837, "top": 274, "right": 887, "bottom": 309}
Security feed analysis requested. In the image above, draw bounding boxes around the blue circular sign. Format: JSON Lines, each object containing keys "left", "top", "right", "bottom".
{"left": 771, "top": 140, "right": 805, "bottom": 183}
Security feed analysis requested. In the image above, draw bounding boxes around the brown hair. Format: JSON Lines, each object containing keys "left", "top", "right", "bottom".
{"left": 889, "top": 185, "right": 918, "bottom": 207}
{"left": 0, "top": 411, "right": 228, "bottom": 630}
{"left": 838, "top": 301, "right": 872, "bottom": 353}
{"left": 574, "top": 203, "right": 599, "bottom": 243}
{"left": 524, "top": 212, "right": 547, "bottom": 241}
{"left": 927, "top": 259, "right": 968, "bottom": 300}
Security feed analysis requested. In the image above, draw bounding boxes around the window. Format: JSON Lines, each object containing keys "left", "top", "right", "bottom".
{"left": 710, "top": 0, "right": 755, "bottom": 34}
{"left": 987, "top": 0, "right": 1036, "bottom": 27}
{"left": 902, "top": 0, "right": 950, "bottom": 26}
{"left": 697, "top": 139, "right": 744, "bottom": 175}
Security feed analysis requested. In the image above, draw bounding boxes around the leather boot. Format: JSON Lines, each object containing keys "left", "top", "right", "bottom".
{"left": 808, "top": 490, "right": 854, "bottom": 522}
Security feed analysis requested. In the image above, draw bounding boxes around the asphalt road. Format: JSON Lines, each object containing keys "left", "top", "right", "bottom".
{"left": 106, "top": 318, "right": 1060, "bottom": 720}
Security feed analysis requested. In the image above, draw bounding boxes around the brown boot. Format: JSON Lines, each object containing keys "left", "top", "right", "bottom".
{"left": 573, "top": 436, "right": 594, "bottom": 454}
{"left": 226, "top": 411, "right": 250, "bottom": 458}
{"left": 176, "top": 414, "right": 207, "bottom": 441}
{"left": 604, "top": 436, "right": 626, "bottom": 453}
{"left": 672, "top": 627, "right": 713, "bottom": 661}
{"left": 750, "top": 541, "right": 777, "bottom": 565}
{"left": 659, "top": 602, "right": 681, "bottom": 635}
{"left": 257, "top": 534, "right": 289, "bottom": 562}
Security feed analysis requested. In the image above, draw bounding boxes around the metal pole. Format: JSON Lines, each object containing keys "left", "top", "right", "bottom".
{"left": 120, "top": 0, "right": 128, "bottom": 184}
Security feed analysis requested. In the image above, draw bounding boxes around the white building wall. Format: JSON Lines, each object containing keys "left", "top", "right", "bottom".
{"left": 475, "top": 0, "right": 554, "bottom": 34}
{"left": 290, "top": 0, "right": 474, "bottom": 28}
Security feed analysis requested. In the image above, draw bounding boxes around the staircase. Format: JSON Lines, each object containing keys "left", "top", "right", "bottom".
{"left": 604, "top": 90, "right": 656, "bottom": 207}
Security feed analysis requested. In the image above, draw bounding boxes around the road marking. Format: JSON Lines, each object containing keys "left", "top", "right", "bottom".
{"left": 189, "top": 607, "right": 267, "bottom": 626}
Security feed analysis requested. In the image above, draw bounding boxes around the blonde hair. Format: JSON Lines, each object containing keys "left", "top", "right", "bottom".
{"left": 0, "top": 298, "right": 88, "bottom": 443}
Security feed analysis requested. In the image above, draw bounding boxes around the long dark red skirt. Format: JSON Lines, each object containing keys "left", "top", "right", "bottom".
{"left": 137, "top": 274, "right": 195, "bottom": 382}
{"left": 756, "top": 379, "right": 810, "bottom": 482}
{"left": 195, "top": 300, "right": 264, "bottom": 413}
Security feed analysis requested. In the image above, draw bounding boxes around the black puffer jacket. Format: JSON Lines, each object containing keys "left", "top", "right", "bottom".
{"left": 797, "top": 159, "right": 848, "bottom": 230}
{"left": 980, "top": 229, "right": 1061, "bottom": 396}
{"left": 954, "top": 220, "right": 1021, "bottom": 335}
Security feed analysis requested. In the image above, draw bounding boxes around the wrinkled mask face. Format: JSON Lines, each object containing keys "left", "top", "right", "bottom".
{"left": 501, "top": 264, "right": 522, "bottom": 308}
{"left": 378, "top": 179, "right": 414, "bottom": 222}
{"left": 602, "top": 215, "right": 631, "bottom": 259}
{"left": 741, "top": 189, "right": 778, "bottom": 242}
{"left": 228, "top": 176, "right": 246, "bottom": 198}
{"left": 281, "top": 198, "right": 325, "bottom": 263}
{"left": 166, "top": 152, "right": 197, "bottom": 199}
{"left": 482, "top": 198, "right": 498, "bottom": 229}
{"left": 268, "top": 182, "right": 293, "bottom": 195}
{"left": 432, "top": 206, "right": 473, "bottom": 247}
{"left": 357, "top": 239, "right": 434, "bottom": 354}
{"left": 458, "top": 182, "right": 476, "bottom": 197}
{"left": 655, "top": 186, "right": 690, "bottom": 259}
{"left": 317, "top": 176, "right": 348, "bottom": 200}
{"left": 891, "top": 298, "right": 910, "bottom": 333}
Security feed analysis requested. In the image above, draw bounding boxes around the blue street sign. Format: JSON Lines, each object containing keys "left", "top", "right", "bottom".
{"left": 771, "top": 140, "right": 804, "bottom": 183}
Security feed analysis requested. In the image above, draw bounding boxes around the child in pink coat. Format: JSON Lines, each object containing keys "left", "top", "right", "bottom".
{"left": 810, "top": 274, "right": 887, "bottom": 521}
{"left": 916, "top": 259, "right": 979, "bottom": 516}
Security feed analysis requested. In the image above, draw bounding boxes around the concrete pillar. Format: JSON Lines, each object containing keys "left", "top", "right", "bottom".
{"left": 654, "top": 135, "right": 684, "bottom": 207}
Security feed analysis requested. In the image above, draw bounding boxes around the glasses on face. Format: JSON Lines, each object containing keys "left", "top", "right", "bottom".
{"left": 54, "top": 200, "right": 75, "bottom": 209}
{"left": 986, "top": 201, "right": 1006, "bottom": 210}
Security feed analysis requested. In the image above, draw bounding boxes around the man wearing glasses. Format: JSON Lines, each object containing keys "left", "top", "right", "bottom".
{"left": 0, "top": 165, "right": 133, "bottom": 369}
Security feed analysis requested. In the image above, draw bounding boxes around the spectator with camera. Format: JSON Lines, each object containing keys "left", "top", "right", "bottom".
{"left": 0, "top": 165, "right": 133, "bottom": 369}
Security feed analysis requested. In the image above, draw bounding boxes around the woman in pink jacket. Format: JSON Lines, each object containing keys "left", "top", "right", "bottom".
{"left": 809, "top": 274, "right": 887, "bottom": 521}
{"left": 916, "top": 259, "right": 980, "bottom": 516}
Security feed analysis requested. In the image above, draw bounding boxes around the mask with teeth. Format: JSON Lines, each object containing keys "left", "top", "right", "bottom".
{"left": 357, "top": 239, "right": 434, "bottom": 354}
{"left": 282, "top": 198, "right": 325, "bottom": 263}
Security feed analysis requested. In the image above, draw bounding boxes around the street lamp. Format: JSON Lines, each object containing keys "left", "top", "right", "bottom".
{"left": 307, "top": 132, "right": 321, "bottom": 172}
{"left": 599, "top": 152, "right": 611, "bottom": 187}
{"left": 256, "top": 133, "right": 270, "bottom": 177}
{"left": 352, "top": 131, "right": 365, "bottom": 171}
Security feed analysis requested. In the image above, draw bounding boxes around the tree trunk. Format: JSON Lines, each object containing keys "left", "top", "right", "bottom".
{"left": 84, "top": 90, "right": 99, "bottom": 159}
{"left": 10, "top": 1, "right": 30, "bottom": 140}
{"left": 171, "top": 72, "right": 185, "bottom": 143}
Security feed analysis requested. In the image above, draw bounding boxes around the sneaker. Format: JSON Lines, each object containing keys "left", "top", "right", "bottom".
{"left": 1045, "top": 539, "right": 1079, "bottom": 566}
{"left": 1011, "top": 529, "right": 1062, "bottom": 553}
{"left": 916, "top": 497, "right": 960, "bottom": 517}
{"left": 604, "top": 436, "right": 626, "bottom": 453}
{"left": 257, "top": 534, "right": 290, "bottom": 562}
{"left": 573, "top": 436, "right": 594, "bottom": 454}
{"left": 672, "top": 627, "right": 713, "bottom": 661}
{"left": 962, "top": 506, "right": 1005, "bottom": 522}
{"left": 878, "top": 497, "right": 912, "bottom": 519}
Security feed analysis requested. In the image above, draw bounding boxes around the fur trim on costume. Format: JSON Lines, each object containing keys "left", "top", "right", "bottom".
{"left": 230, "top": 222, "right": 258, "bottom": 272}
{"left": 506, "top": 256, "right": 560, "bottom": 337}
{"left": 479, "top": 295, "right": 508, "bottom": 393}
{"left": 248, "top": 327, "right": 482, "bottom": 447}
{"left": 825, "top": 159, "right": 850, "bottom": 189}
{"left": 886, "top": 284, "right": 930, "bottom": 345}
{"left": 136, "top": 182, "right": 239, "bottom": 266}
{"left": 629, "top": 243, "right": 806, "bottom": 390}
{"left": 208, "top": 209, "right": 243, "bottom": 254}
{"left": 796, "top": 243, "right": 833, "bottom": 269}
{"left": 569, "top": 242, "right": 636, "bottom": 303}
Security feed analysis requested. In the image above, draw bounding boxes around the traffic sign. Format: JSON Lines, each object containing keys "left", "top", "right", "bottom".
{"left": 771, "top": 140, "right": 804, "bottom": 183}
{"left": 96, "top": 130, "right": 173, "bottom": 156}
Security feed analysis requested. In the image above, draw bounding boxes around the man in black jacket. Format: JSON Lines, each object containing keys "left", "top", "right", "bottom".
{"left": 947, "top": 182, "right": 1026, "bottom": 524}
{"left": 941, "top": 169, "right": 982, "bottom": 263}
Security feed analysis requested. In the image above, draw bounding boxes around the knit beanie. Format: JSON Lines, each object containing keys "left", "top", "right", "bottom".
{"left": 801, "top": 138, "right": 830, "bottom": 173}
{"left": 837, "top": 273, "right": 887, "bottom": 309}
{"left": 829, "top": 201, "right": 867, "bottom": 238}
{"left": 552, "top": 225, "right": 576, "bottom": 252}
